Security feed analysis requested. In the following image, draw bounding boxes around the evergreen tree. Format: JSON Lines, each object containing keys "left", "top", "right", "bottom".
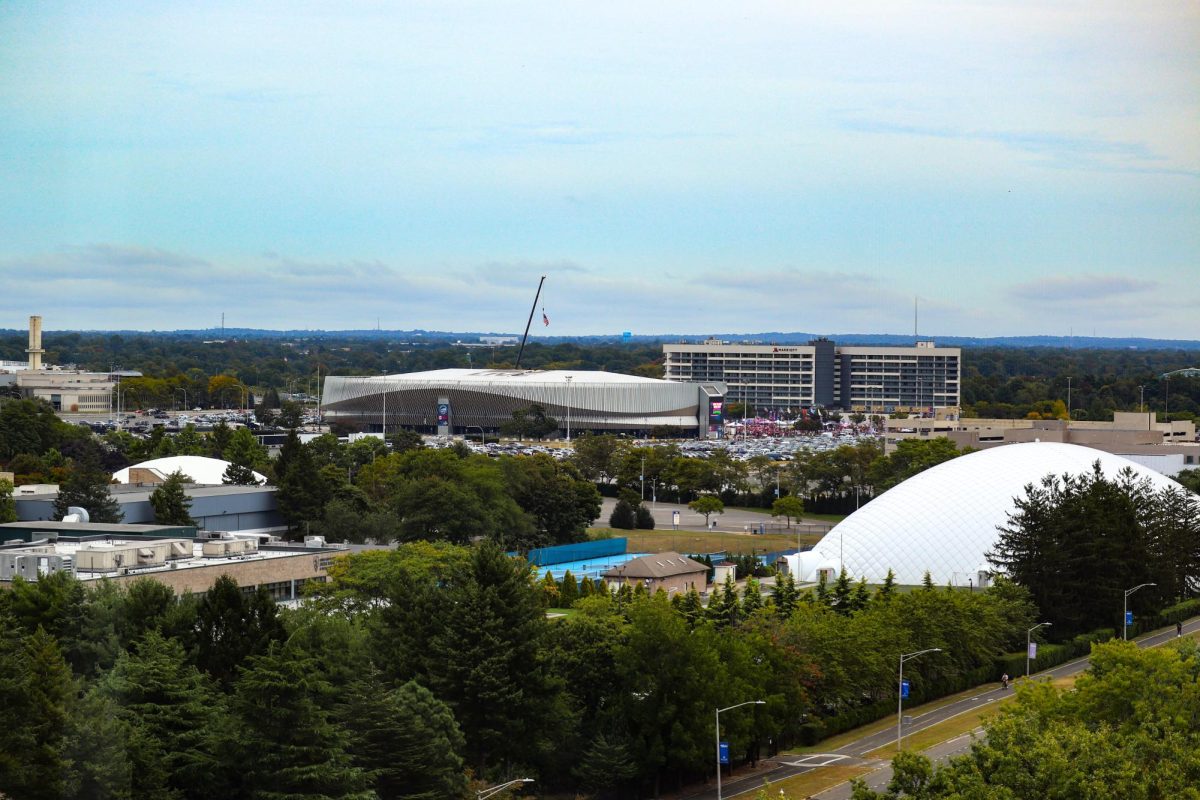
{"left": 560, "top": 570, "right": 580, "bottom": 607}
{"left": 338, "top": 674, "right": 467, "bottom": 800}
{"left": 876, "top": 569, "right": 898, "bottom": 603}
{"left": 677, "top": 587, "right": 705, "bottom": 628}
{"left": 850, "top": 577, "right": 871, "bottom": 613}
{"left": 539, "top": 571, "right": 561, "bottom": 608}
{"left": 573, "top": 732, "right": 638, "bottom": 798}
{"left": 63, "top": 689, "right": 134, "bottom": 800}
{"left": 635, "top": 504, "right": 655, "bottom": 529}
{"left": 208, "top": 421, "right": 234, "bottom": 459}
{"left": 52, "top": 468, "right": 123, "bottom": 523}
{"left": 98, "top": 632, "right": 225, "bottom": 800}
{"left": 426, "top": 540, "right": 554, "bottom": 770}
{"left": 814, "top": 571, "right": 830, "bottom": 606}
{"left": 922, "top": 570, "right": 935, "bottom": 591}
{"left": 742, "top": 577, "right": 763, "bottom": 615}
{"left": 149, "top": 470, "right": 196, "bottom": 526}
{"left": 233, "top": 643, "right": 374, "bottom": 800}
{"left": 578, "top": 575, "right": 595, "bottom": 598}
{"left": 703, "top": 553, "right": 715, "bottom": 583}
{"left": 223, "top": 427, "right": 266, "bottom": 485}
{"left": 609, "top": 499, "right": 637, "bottom": 530}
{"left": 831, "top": 568, "right": 854, "bottom": 614}
{"left": 274, "top": 430, "right": 332, "bottom": 531}
{"left": 19, "top": 627, "right": 75, "bottom": 800}
{"left": 193, "top": 576, "right": 285, "bottom": 690}
{"left": 708, "top": 573, "right": 741, "bottom": 627}
{"left": 772, "top": 572, "right": 798, "bottom": 618}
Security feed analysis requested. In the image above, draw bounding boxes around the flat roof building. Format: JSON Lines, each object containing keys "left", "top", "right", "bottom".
{"left": 663, "top": 339, "right": 961, "bottom": 414}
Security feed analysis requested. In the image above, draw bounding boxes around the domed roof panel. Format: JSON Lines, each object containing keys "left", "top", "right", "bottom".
{"left": 810, "top": 442, "right": 1182, "bottom": 586}
{"left": 113, "top": 455, "right": 267, "bottom": 486}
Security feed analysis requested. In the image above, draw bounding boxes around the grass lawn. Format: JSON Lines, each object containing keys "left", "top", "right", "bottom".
{"left": 588, "top": 527, "right": 809, "bottom": 555}
{"left": 726, "top": 506, "right": 848, "bottom": 525}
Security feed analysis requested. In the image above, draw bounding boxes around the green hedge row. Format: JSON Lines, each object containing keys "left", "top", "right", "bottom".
{"left": 797, "top": 602, "right": 1200, "bottom": 749}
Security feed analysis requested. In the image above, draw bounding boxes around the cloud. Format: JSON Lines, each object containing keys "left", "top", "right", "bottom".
{"left": 1007, "top": 275, "right": 1159, "bottom": 304}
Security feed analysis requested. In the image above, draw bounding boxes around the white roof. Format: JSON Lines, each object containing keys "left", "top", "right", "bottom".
{"left": 811, "top": 442, "right": 1184, "bottom": 587}
{"left": 374, "top": 368, "right": 668, "bottom": 385}
{"left": 112, "top": 456, "right": 267, "bottom": 486}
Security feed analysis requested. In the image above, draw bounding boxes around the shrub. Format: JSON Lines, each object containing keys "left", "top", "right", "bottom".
{"left": 609, "top": 499, "right": 637, "bottom": 530}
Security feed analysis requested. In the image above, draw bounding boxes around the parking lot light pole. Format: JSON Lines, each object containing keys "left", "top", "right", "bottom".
{"left": 898, "top": 648, "right": 941, "bottom": 751}
{"left": 175, "top": 387, "right": 188, "bottom": 414}
{"left": 1124, "top": 583, "right": 1156, "bottom": 640}
{"left": 716, "top": 700, "right": 764, "bottom": 800}
{"left": 476, "top": 778, "right": 534, "bottom": 799}
{"left": 1026, "top": 622, "right": 1051, "bottom": 678}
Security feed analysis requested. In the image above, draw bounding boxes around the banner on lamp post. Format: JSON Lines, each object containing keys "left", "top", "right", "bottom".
{"left": 1028, "top": 642, "right": 1037, "bottom": 659}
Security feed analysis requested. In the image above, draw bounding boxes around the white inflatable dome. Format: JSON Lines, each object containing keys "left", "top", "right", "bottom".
{"left": 113, "top": 455, "right": 267, "bottom": 486}
{"left": 804, "top": 442, "right": 1183, "bottom": 587}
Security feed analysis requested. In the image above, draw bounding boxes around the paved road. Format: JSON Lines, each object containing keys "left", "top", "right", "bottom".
{"left": 597, "top": 497, "right": 832, "bottom": 538}
{"left": 675, "top": 616, "right": 1200, "bottom": 800}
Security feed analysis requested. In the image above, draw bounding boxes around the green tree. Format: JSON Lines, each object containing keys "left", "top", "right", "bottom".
{"left": 609, "top": 498, "right": 637, "bottom": 529}
{"left": 52, "top": 468, "right": 123, "bottom": 523}
{"left": 222, "top": 427, "right": 267, "bottom": 485}
{"left": 688, "top": 495, "right": 724, "bottom": 527}
{"left": 770, "top": 495, "right": 805, "bottom": 527}
{"left": 1174, "top": 467, "right": 1200, "bottom": 494}
{"left": 274, "top": 430, "right": 332, "bottom": 531}
{"left": 876, "top": 569, "right": 898, "bottom": 603}
{"left": 149, "top": 470, "right": 196, "bottom": 526}
{"left": 338, "top": 675, "right": 467, "bottom": 800}
{"left": 98, "top": 632, "right": 226, "bottom": 800}
{"left": 232, "top": 642, "right": 375, "bottom": 800}
{"left": 0, "top": 478, "right": 15, "bottom": 524}
{"left": 772, "top": 572, "right": 799, "bottom": 618}
{"left": 560, "top": 570, "right": 580, "bottom": 607}
{"left": 425, "top": 541, "right": 556, "bottom": 771}
{"left": 193, "top": 576, "right": 285, "bottom": 690}
{"left": 708, "top": 573, "right": 741, "bottom": 627}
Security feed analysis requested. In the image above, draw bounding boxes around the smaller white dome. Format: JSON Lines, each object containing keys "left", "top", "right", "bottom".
{"left": 113, "top": 455, "right": 267, "bottom": 486}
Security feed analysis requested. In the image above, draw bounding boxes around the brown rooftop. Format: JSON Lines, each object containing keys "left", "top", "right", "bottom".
{"left": 603, "top": 551, "right": 708, "bottom": 580}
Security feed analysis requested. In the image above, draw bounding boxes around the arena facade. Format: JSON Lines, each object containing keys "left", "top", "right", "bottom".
{"left": 321, "top": 369, "right": 728, "bottom": 437}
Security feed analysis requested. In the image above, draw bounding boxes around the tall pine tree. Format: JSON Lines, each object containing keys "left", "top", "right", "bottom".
{"left": 149, "top": 470, "right": 196, "bottom": 526}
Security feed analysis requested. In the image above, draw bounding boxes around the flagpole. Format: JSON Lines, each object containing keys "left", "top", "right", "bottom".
{"left": 515, "top": 275, "right": 546, "bottom": 370}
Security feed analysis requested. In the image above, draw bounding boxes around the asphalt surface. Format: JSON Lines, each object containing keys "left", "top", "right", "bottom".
{"left": 675, "top": 616, "right": 1200, "bottom": 800}
{"left": 597, "top": 497, "right": 833, "bottom": 537}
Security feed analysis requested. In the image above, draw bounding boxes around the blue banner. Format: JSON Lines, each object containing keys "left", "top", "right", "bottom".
{"left": 719, "top": 741, "right": 730, "bottom": 764}
{"left": 900, "top": 679, "right": 910, "bottom": 700}
{"left": 1125, "top": 611, "right": 1133, "bottom": 626}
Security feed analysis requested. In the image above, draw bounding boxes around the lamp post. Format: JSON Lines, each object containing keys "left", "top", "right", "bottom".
{"left": 898, "top": 648, "right": 941, "bottom": 751}
{"left": 175, "top": 387, "right": 188, "bottom": 414}
{"left": 716, "top": 700, "right": 765, "bottom": 800}
{"left": 1026, "top": 622, "right": 1051, "bottom": 678}
{"left": 1123, "top": 583, "right": 1156, "bottom": 640}
{"left": 476, "top": 778, "right": 534, "bottom": 799}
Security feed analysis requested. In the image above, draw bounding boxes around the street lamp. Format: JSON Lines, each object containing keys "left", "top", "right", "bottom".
{"left": 1123, "top": 583, "right": 1156, "bottom": 640}
{"left": 1026, "top": 622, "right": 1051, "bottom": 678}
{"left": 716, "top": 700, "right": 765, "bottom": 800}
{"left": 897, "top": 648, "right": 941, "bottom": 751}
{"left": 174, "top": 387, "right": 188, "bottom": 414}
{"left": 476, "top": 778, "right": 534, "bottom": 799}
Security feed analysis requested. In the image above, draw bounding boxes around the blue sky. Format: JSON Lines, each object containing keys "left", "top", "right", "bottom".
{"left": 1, "top": 1, "right": 1196, "bottom": 338}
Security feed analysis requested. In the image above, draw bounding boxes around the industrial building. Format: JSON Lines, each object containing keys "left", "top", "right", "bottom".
{"left": 663, "top": 338, "right": 961, "bottom": 413}
{"left": 884, "top": 412, "right": 1198, "bottom": 476}
{"left": 0, "top": 521, "right": 343, "bottom": 601}
{"left": 0, "top": 315, "right": 116, "bottom": 412}
{"left": 13, "top": 483, "right": 284, "bottom": 535}
{"left": 321, "top": 368, "right": 728, "bottom": 437}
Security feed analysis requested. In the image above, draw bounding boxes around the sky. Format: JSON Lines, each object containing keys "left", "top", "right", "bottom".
{"left": 0, "top": 1, "right": 1197, "bottom": 338}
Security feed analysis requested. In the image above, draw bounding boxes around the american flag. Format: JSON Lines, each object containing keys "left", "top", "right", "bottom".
{"left": 542, "top": 308, "right": 550, "bottom": 326}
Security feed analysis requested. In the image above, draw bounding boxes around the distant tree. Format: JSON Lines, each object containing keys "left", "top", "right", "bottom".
{"left": 609, "top": 498, "right": 637, "bottom": 530}
{"left": 772, "top": 571, "right": 799, "bottom": 618}
{"left": 207, "top": 421, "right": 233, "bottom": 459}
{"left": 635, "top": 504, "right": 655, "bottom": 529}
{"left": 688, "top": 495, "right": 724, "bottom": 527}
{"left": 387, "top": 428, "right": 424, "bottom": 454}
{"left": 260, "top": 387, "right": 281, "bottom": 410}
{"left": 149, "top": 470, "right": 196, "bottom": 526}
{"left": 0, "top": 478, "right": 16, "bottom": 524}
{"left": 501, "top": 403, "right": 558, "bottom": 440}
{"left": 52, "top": 469, "right": 123, "bottom": 523}
{"left": 1174, "top": 468, "right": 1200, "bottom": 494}
{"left": 193, "top": 576, "right": 285, "bottom": 690}
{"left": 831, "top": 568, "right": 854, "bottom": 614}
{"left": 276, "top": 400, "right": 305, "bottom": 430}
{"left": 560, "top": 570, "right": 580, "bottom": 607}
{"left": 222, "top": 427, "right": 266, "bottom": 485}
{"left": 770, "top": 495, "right": 804, "bottom": 527}
{"left": 274, "top": 431, "right": 331, "bottom": 531}
{"left": 876, "top": 569, "right": 898, "bottom": 602}
{"left": 708, "top": 573, "right": 741, "bottom": 627}
{"left": 571, "top": 433, "right": 621, "bottom": 483}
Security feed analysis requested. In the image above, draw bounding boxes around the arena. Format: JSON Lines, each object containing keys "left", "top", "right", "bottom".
{"left": 321, "top": 368, "right": 728, "bottom": 437}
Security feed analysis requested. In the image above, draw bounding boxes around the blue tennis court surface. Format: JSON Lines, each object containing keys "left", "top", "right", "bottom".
{"left": 536, "top": 552, "right": 649, "bottom": 582}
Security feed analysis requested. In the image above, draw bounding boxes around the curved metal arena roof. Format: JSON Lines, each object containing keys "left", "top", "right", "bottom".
{"left": 322, "top": 369, "right": 726, "bottom": 432}
{"left": 805, "top": 441, "right": 1183, "bottom": 587}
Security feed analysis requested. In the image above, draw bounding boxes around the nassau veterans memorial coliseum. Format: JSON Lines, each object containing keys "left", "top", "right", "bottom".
{"left": 321, "top": 369, "right": 729, "bottom": 437}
